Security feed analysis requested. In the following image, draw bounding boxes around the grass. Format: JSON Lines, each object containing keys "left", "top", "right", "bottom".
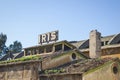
{"left": 0, "top": 55, "right": 41, "bottom": 64}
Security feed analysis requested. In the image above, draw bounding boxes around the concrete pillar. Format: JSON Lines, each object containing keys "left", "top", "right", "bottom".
{"left": 89, "top": 30, "right": 101, "bottom": 58}
{"left": 24, "top": 50, "right": 26, "bottom": 56}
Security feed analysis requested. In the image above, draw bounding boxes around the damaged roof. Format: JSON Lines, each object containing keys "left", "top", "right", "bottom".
{"left": 42, "top": 58, "right": 119, "bottom": 74}
{"left": 70, "top": 33, "right": 120, "bottom": 49}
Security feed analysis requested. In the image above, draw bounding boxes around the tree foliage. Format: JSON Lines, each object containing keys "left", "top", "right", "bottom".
{"left": 0, "top": 33, "right": 7, "bottom": 54}
{"left": 9, "top": 41, "right": 22, "bottom": 53}
{"left": 0, "top": 33, "right": 22, "bottom": 57}
{"left": 0, "top": 33, "right": 8, "bottom": 56}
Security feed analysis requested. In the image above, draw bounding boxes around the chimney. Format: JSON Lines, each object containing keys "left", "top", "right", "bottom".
{"left": 89, "top": 30, "right": 101, "bottom": 58}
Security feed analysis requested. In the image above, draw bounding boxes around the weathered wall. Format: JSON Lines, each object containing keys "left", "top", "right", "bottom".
{"left": 89, "top": 30, "right": 101, "bottom": 58}
{"left": 40, "top": 73, "right": 82, "bottom": 80}
{"left": 102, "top": 47, "right": 120, "bottom": 56}
{"left": 0, "top": 61, "right": 41, "bottom": 80}
{"left": 81, "top": 47, "right": 120, "bottom": 58}
{"left": 83, "top": 61, "right": 120, "bottom": 80}
{"left": 101, "top": 47, "right": 120, "bottom": 59}
{"left": 42, "top": 50, "right": 85, "bottom": 70}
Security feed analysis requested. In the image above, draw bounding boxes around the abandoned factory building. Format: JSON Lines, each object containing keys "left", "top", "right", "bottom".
{"left": 24, "top": 30, "right": 120, "bottom": 59}
{"left": 0, "top": 30, "right": 120, "bottom": 80}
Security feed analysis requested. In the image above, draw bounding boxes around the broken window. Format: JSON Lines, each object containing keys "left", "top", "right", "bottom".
{"left": 117, "top": 40, "right": 120, "bottom": 44}
{"left": 26, "top": 50, "right": 31, "bottom": 55}
{"left": 46, "top": 45, "right": 53, "bottom": 53}
{"left": 113, "top": 66, "right": 118, "bottom": 74}
{"left": 101, "top": 42, "right": 104, "bottom": 46}
{"left": 39, "top": 47, "right": 44, "bottom": 54}
{"left": 71, "top": 53, "right": 76, "bottom": 60}
{"left": 33, "top": 49, "right": 37, "bottom": 54}
{"left": 64, "top": 45, "right": 71, "bottom": 51}
{"left": 105, "top": 41, "right": 108, "bottom": 45}
{"left": 55, "top": 44, "right": 62, "bottom": 52}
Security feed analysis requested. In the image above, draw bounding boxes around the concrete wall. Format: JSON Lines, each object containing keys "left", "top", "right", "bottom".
{"left": 40, "top": 60, "right": 120, "bottom": 80}
{"left": 83, "top": 61, "right": 120, "bottom": 80}
{"left": 81, "top": 47, "right": 120, "bottom": 58}
{"left": 40, "top": 73, "right": 82, "bottom": 80}
{"left": 102, "top": 47, "right": 120, "bottom": 56}
{"left": 89, "top": 30, "right": 101, "bottom": 58}
{"left": 42, "top": 50, "right": 85, "bottom": 70}
{"left": 0, "top": 61, "right": 40, "bottom": 80}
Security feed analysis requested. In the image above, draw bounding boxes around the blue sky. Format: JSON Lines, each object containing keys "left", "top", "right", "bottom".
{"left": 0, "top": 0, "right": 120, "bottom": 48}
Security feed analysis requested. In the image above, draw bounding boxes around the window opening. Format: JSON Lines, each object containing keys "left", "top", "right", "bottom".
{"left": 72, "top": 53, "right": 76, "bottom": 59}
{"left": 39, "top": 48, "right": 44, "bottom": 54}
{"left": 105, "top": 41, "right": 108, "bottom": 45}
{"left": 117, "top": 40, "right": 120, "bottom": 44}
{"left": 113, "top": 66, "right": 118, "bottom": 74}
{"left": 55, "top": 44, "right": 62, "bottom": 52}
{"left": 64, "top": 45, "right": 71, "bottom": 51}
{"left": 26, "top": 50, "right": 31, "bottom": 55}
{"left": 46, "top": 45, "right": 53, "bottom": 53}
{"left": 101, "top": 42, "right": 104, "bottom": 46}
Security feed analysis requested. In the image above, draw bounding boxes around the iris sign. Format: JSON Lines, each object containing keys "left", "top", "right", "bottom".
{"left": 38, "top": 31, "right": 59, "bottom": 44}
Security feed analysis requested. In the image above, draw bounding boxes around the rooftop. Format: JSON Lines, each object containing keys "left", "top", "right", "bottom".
{"left": 42, "top": 58, "right": 119, "bottom": 74}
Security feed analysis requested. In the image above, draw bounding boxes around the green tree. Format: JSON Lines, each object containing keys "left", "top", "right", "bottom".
{"left": 0, "top": 33, "right": 7, "bottom": 54}
{"left": 9, "top": 41, "right": 22, "bottom": 53}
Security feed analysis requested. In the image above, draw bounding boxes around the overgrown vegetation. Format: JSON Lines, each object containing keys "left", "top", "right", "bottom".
{"left": 51, "top": 50, "right": 75, "bottom": 59}
{"left": 83, "top": 58, "right": 120, "bottom": 75}
{"left": 0, "top": 33, "right": 22, "bottom": 57}
{"left": 9, "top": 41, "right": 22, "bottom": 54}
{"left": 0, "top": 55, "right": 41, "bottom": 64}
